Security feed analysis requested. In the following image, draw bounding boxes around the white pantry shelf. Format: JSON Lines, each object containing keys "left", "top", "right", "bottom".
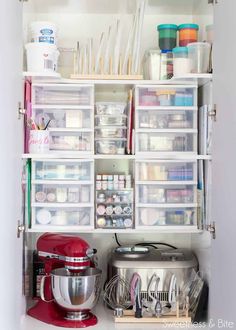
{"left": 26, "top": 226, "right": 202, "bottom": 234}
{"left": 24, "top": 74, "right": 212, "bottom": 87}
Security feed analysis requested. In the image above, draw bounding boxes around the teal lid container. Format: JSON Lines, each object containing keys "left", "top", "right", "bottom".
{"left": 172, "top": 47, "right": 188, "bottom": 54}
{"left": 178, "top": 24, "right": 199, "bottom": 31}
{"left": 172, "top": 47, "right": 188, "bottom": 58}
{"left": 157, "top": 24, "right": 178, "bottom": 50}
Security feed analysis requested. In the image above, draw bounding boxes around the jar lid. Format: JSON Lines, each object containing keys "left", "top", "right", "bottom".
{"left": 172, "top": 46, "right": 188, "bottom": 54}
{"left": 161, "top": 50, "right": 172, "bottom": 54}
{"left": 157, "top": 24, "right": 178, "bottom": 31}
{"left": 178, "top": 24, "right": 199, "bottom": 30}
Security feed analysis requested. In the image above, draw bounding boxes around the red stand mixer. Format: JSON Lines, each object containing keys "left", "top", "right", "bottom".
{"left": 28, "top": 233, "right": 102, "bottom": 328}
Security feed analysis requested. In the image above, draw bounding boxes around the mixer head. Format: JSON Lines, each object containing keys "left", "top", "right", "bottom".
{"left": 37, "top": 233, "right": 95, "bottom": 271}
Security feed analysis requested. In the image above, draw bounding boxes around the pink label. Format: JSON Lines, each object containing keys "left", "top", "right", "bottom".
{"left": 29, "top": 136, "right": 49, "bottom": 145}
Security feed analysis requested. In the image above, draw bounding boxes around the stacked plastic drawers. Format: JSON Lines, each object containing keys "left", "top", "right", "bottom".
{"left": 135, "top": 85, "right": 198, "bottom": 228}
{"left": 95, "top": 102, "right": 127, "bottom": 154}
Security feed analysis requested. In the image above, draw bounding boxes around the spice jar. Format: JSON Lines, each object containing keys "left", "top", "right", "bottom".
{"left": 160, "top": 50, "right": 173, "bottom": 80}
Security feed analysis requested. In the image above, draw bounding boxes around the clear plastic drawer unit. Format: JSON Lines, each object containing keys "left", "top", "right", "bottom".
{"left": 30, "top": 159, "right": 94, "bottom": 230}
{"left": 135, "top": 160, "right": 198, "bottom": 228}
{"left": 135, "top": 85, "right": 198, "bottom": 156}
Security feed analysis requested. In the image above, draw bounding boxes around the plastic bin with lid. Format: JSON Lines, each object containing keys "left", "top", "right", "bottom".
{"left": 178, "top": 24, "right": 199, "bottom": 47}
{"left": 157, "top": 24, "right": 178, "bottom": 50}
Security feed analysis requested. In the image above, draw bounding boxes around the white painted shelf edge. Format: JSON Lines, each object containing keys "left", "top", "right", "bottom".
{"left": 23, "top": 73, "right": 212, "bottom": 87}
{"left": 26, "top": 226, "right": 201, "bottom": 234}
{"left": 22, "top": 153, "right": 212, "bottom": 160}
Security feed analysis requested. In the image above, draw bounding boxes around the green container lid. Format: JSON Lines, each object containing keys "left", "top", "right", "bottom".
{"left": 172, "top": 47, "right": 188, "bottom": 54}
{"left": 178, "top": 24, "right": 199, "bottom": 30}
{"left": 157, "top": 24, "right": 178, "bottom": 31}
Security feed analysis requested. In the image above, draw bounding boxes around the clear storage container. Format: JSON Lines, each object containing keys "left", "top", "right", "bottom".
{"left": 138, "top": 185, "right": 196, "bottom": 204}
{"left": 137, "top": 207, "right": 196, "bottom": 226}
{"left": 95, "top": 115, "right": 127, "bottom": 126}
{"left": 137, "top": 133, "right": 196, "bottom": 153}
{"left": 95, "top": 102, "right": 127, "bottom": 115}
{"left": 137, "top": 86, "right": 195, "bottom": 107}
{"left": 34, "top": 108, "right": 92, "bottom": 129}
{"left": 95, "top": 139, "right": 126, "bottom": 155}
{"left": 160, "top": 50, "right": 173, "bottom": 80}
{"left": 143, "top": 49, "right": 161, "bottom": 80}
{"left": 178, "top": 24, "right": 199, "bottom": 47}
{"left": 173, "top": 47, "right": 191, "bottom": 77}
{"left": 49, "top": 132, "right": 92, "bottom": 152}
{"left": 32, "top": 207, "right": 92, "bottom": 227}
{"left": 157, "top": 24, "right": 178, "bottom": 51}
{"left": 187, "top": 42, "right": 211, "bottom": 73}
{"left": 95, "top": 189, "right": 133, "bottom": 229}
{"left": 33, "top": 84, "right": 93, "bottom": 106}
{"left": 136, "top": 161, "right": 197, "bottom": 182}
{"left": 33, "top": 184, "right": 92, "bottom": 204}
{"left": 33, "top": 159, "right": 93, "bottom": 181}
{"left": 95, "top": 127, "right": 127, "bottom": 138}
{"left": 138, "top": 110, "right": 195, "bottom": 129}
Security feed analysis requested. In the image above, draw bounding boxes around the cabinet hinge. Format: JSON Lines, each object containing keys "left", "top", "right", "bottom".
{"left": 206, "top": 222, "right": 216, "bottom": 239}
{"left": 18, "top": 102, "right": 26, "bottom": 119}
{"left": 208, "top": 104, "right": 217, "bottom": 121}
{"left": 208, "top": 0, "right": 218, "bottom": 4}
{"left": 17, "top": 221, "right": 25, "bottom": 238}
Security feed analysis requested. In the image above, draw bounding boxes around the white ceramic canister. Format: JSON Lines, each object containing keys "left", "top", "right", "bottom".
{"left": 29, "top": 130, "right": 50, "bottom": 154}
{"left": 25, "top": 43, "right": 59, "bottom": 73}
{"left": 30, "top": 21, "right": 57, "bottom": 45}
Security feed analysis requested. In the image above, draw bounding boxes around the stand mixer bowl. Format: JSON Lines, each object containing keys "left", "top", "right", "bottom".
{"left": 50, "top": 267, "right": 102, "bottom": 321}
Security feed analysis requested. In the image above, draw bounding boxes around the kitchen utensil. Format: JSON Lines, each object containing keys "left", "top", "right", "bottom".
{"left": 43, "top": 267, "right": 102, "bottom": 316}
{"left": 147, "top": 273, "right": 162, "bottom": 316}
{"left": 103, "top": 275, "right": 131, "bottom": 310}
{"left": 168, "top": 274, "right": 177, "bottom": 310}
{"left": 130, "top": 273, "right": 142, "bottom": 318}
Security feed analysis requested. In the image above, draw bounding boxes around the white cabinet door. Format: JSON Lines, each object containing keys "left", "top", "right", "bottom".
{"left": 210, "top": 0, "right": 236, "bottom": 326}
{"left": 0, "top": 1, "right": 24, "bottom": 329}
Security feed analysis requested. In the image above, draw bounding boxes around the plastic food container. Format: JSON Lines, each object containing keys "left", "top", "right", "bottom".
{"left": 25, "top": 43, "right": 59, "bottom": 73}
{"left": 178, "top": 24, "right": 199, "bottom": 47}
{"left": 174, "top": 92, "right": 193, "bottom": 106}
{"left": 160, "top": 50, "right": 173, "bottom": 80}
{"left": 95, "top": 127, "right": 127, "bottom": 138}
{"left": 95, "top": 115, "right": 127, "bottom": 126}
{"left": 157, "top": 91, "right": 175, "bottom": 106}
{"left": 173, "top": 47, "right": 191, "bottom": 77}
{"left": 187, "top": 42, "right": 211, "bottom": 73}
{"left": 30, "top": 21, "right": 57, "bottom": 45}
{"left": 143, "top": 49, "right": 161, "bottom": 80}
{"left": 95, "top": 139, "right": 126, "bottom": 154}
{"left": 95, "top": 102, "right": 127, "bottom": 115}
{"left": 157, "top": 24, "right": 178, "bottom": 50}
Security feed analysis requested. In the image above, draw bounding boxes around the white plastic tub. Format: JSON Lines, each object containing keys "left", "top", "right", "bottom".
{"left": 25, "top": 43, "right": 59, "bottom": 73}
{"left": 30, "top": 21, "right": 57, "bottom": 45}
